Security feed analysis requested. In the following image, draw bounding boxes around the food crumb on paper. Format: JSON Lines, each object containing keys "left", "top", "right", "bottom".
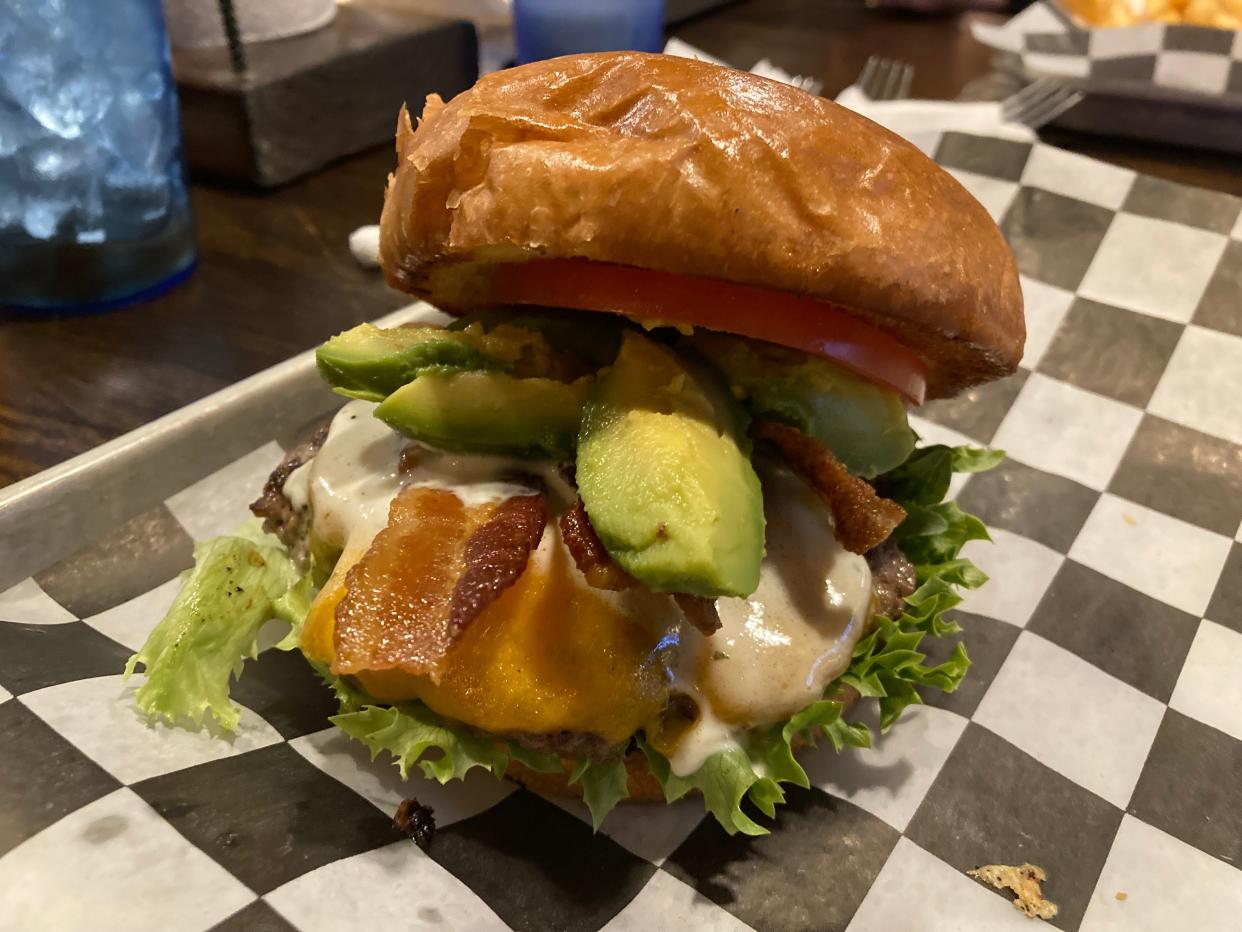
{"left": 394, "top": 797, "right": 436, "bottom": 852}
{"left": 1122, "top": 513, "right": 1137, "bottom": 526}
{"left": 1115, "top": 892, "right": 1128, "bottom": 901}
{"left": 967, "top": 863, "right": 1059, "bottom": 920}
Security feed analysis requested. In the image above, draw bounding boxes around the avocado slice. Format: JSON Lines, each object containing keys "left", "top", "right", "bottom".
{"left": 375, "top": 370, "right": 591, "bottom": 460}
{"left": 684, "top": 332, "right": 915, "bottom": 478}
{"left": 315, "top": 322, "right": 575, "bottom": 402}
{"left": 576, "top": 331, "right": 765, "bottom": 599}
{"left": 315, "top": 324, "right": 498, "bottom": 402}
{"left": 450, "top": 307, "right": 626, "bottom": 370}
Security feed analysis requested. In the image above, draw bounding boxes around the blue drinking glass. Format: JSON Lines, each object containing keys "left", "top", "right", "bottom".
{"left": 514, "top": 0, "right": 665, "bottom": 65}
{"left": 0, "top": 0, "right": 197, "bottom": 311}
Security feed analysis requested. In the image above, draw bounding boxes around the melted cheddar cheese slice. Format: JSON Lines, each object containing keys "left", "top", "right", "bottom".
{"left": 302, "top": 521, "right": 681, "bottom": 745}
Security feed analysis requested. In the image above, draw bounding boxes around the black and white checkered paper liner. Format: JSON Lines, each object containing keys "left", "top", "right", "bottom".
{"left": 973, "top": 0, "right": 1242, "bottom": 99}
{"left": 2, "top": 119, "right": 1242, "bottom": 932}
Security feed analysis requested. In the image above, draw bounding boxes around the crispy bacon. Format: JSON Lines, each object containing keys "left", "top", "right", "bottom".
{"left": 449, "top": 493, "right": 547, "bottom": 636}
{"left": 558, "top": 496, "right": 635, "bottom": 591}
{"left": 333, "top": 485, "right": 546, "bottom": 681}
{"left": 673, "top": 594, "right": 722, "bottom": 635}
{"left": 398, "top": 444, "right": 423, "bottom": 473}
{"left": 753, "top": 419, "right": 906, "bottom": 555}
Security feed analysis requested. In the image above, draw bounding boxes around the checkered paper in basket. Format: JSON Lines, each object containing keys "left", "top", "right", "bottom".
{"left": 2, "top": 106, "right": 1242, "bottom": 932}
{"left": 973, "top": 0, "right": 1242, "bottom": 99}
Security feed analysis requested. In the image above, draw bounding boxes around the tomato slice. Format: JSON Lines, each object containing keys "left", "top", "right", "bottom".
{"left": 489, "top": 259, "right": 927, "bottom": 405}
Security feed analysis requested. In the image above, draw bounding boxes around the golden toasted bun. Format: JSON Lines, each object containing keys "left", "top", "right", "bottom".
{"left": 379, "top": 52, "right": 1024, "bottom": 399}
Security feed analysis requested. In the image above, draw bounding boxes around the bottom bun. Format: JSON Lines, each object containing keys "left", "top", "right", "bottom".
{"left": 505, "top": 687, "right": 859, "bottom": 804}
{"left": 507, "top": 748, "right": 667, "bottom": 802}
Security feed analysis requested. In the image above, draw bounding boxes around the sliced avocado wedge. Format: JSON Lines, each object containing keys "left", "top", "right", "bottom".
{"left": 375, "top": 370, "right": 591, "bottom": 460}
{"left": 450, "top": 307, "right": 626, "bottom": 370}
{"left": 316, "top": 324, "right": 500, "bottom": 402}
{"left": 684, "top": 332, "right": 915, "bottom": 478}
{"left": 315, "top": 322, "right": 576, "bottom": 402}
{"left": 576, "top": 331, "right": 765, "bottom": 599}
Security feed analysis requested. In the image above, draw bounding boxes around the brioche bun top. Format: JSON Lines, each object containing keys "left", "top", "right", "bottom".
{"left": 379, "top": 52, "right": 1024, "bottom": 398}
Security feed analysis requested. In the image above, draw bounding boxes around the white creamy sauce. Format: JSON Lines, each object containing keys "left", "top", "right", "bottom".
{"left": 287, "top": 399, "right": 570, "bottom": 554}
{"left": 289, "top": 402, "right": 872, "bottom": 778}
{"left": 283, "top": 459, "right": 312, "bottom": 513}
{"left": 664, "top": 695, "right": 739, "bottom": 778}
{"left": 666, "top": 466, "right": 872, "bottom": 777}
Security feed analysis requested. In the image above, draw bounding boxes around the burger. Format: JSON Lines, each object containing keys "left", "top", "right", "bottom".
{"left": 126, "top": 52, "right": 1023, "bottom": 835}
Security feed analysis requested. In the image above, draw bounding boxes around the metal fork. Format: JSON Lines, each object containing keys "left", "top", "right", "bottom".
{"left": 857, "top": 56, "right": 914, "bottom": 101}
{"left": 1001, "top": 78, "right": 1084, "bottom": 129}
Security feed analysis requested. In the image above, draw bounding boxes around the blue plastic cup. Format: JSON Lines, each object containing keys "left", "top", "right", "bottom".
{"left": 514, "top": 0, "right": 665, "bottom": 65}
{"left": 0, "top": 0, "right": 196, "bottom": 311}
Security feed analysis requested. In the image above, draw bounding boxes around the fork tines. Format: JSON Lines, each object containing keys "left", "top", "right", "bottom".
{"left": 857, "top": 56, "right": 914, "bottom": 102}
{"left": 1001, "top": 77, "right": 1085, "bottom": 129}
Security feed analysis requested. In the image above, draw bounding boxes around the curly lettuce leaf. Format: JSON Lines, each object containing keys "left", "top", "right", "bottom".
{"left": 329, "top": 697, "right": 634, "bottom": 830}
{"left": 273, "top": 571, "right": 316, "bottom": 651}
{"left": 840, "top": 577, "right": 977, "bottom": 730}
{"left": 951, "top": 445, "right": 1005, "bottom": 473}
{"left": 876, "top": 443, "right": 1003, "bottom": 506}
{"left": 896, "top": 501, "right": 992, "bottom": 569}
{"left": 507, "top": 742, "right": 565, "bottom": 775}
{"left": 123, "top": 520, "right": 309, "bottom": 731}
{"left": 882, "top": 444, "right": 997, "bottom": 575}
{"left": 832, "top": 443, "right": 996, "bottom": 739}
{"left": 569, "top": 756, "right": 631, "bottom": 830}
{"left": 638, "top": 735, "right": 770, "bottom": 835}
{"left": 331, "top": 702, "right": 510, "bottom": 783}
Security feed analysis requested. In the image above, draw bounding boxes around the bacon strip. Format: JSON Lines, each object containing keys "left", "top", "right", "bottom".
{"left": 559, "top": 496, "right": 635, "bottom": 591}
{"left": 753, "top": 420, "right": 906, "bottom": 555}
{"left": 449, "top": 493, "right": 547, "bottom": 636}
{"left": 333, "top": 486, "right": 546, "bottom": 681}
{"left": 398, "top": 444, "right": 424, "bottom": 473}
{"left": 673, "top": 594, "right": 722, "bottom": 635}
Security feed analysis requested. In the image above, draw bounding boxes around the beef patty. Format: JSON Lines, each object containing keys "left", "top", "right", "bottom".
{"left": 249, "top": 421, "right": 329, "bottom": 566}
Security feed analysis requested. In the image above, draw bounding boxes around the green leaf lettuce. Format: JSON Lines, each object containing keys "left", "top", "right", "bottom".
{"left": 569, "top": 756, "right": 631, "bottom": 830}
{"left": 123, "top": 519, "right": 310, "bottom": 732}
{"left": 331, "top": 702, "right": 510, "bottom": 783}
{"left": 331, "top": 697, "right": 632, "bottom": 830}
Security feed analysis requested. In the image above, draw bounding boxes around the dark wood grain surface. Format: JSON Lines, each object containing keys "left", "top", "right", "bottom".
{"left": 2, "top": 0, "right": 1238, "bottom": 488}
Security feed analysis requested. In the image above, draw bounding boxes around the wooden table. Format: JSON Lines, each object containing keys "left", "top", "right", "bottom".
{"left": 2, "top": 0, "right": 1237, "bottom": 488}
